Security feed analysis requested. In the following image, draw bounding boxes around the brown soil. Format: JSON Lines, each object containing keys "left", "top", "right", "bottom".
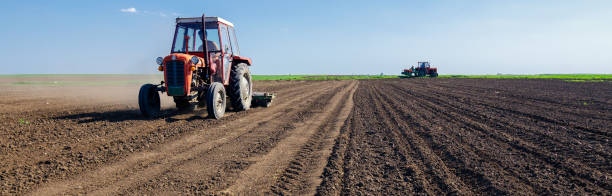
{"left": 317, "top": 78, "right": 611, "bottom": 195}
{"left": 0, "top": 77, "right": 610, "bottom": 195}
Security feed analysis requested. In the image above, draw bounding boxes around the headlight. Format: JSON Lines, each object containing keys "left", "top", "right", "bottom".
{"left": 156, "top": 57, "right": 163, "bottom": 65}
{"left": 191, "top": 56, "right": 199, "bottom": 65}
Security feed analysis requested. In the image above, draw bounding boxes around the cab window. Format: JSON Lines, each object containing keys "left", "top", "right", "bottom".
{"left": 229, "top": 27, "right": 240, "bottom": 56}
{"left": 219, "top": 25, "right": 232, "bottom": 55}
{"left": 172, "top": 22, "right": 221, "bottom": 53}
{"left": 205, "top": 25, "right": 220, "bottom": 52}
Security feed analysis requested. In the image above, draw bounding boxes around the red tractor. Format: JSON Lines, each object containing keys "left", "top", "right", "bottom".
{"left": 138, "top": 14, "right": 273, "bottom": 119}
{"left": 401, "top": 61, "right": 438, "bottom": 77}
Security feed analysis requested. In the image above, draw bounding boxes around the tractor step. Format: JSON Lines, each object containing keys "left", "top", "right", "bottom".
{"left": 252, "top": 92, "right": 276, "bottom": 107}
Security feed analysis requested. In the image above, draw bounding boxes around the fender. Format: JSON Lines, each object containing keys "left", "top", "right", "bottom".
{"left": 232, "top": 56, "right": 252, "bottom": 65}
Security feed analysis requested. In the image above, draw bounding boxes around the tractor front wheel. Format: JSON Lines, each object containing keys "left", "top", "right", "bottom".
{"left": 206, "top": 82, "right": 226, "bottom": 119}
{"left": 138, "top": 84, "right": 161, "bottom": 118}
{"left": 229, "top": 63, "right": 253, "bottom": 111}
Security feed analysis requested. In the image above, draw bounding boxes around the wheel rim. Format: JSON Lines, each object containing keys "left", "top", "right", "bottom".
{"left": 240, "top": 73, "right": 250, "bottom": 101}
{"left": 215, "top": 90, "right": 224, "bottom": 113}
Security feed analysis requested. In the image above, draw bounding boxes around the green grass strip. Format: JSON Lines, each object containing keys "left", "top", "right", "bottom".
{"left": 2, "top": 74, "right": 611, "bottom": 84}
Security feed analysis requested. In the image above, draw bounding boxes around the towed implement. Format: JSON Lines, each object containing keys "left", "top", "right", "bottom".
{"left": 139, "top": 14, "right": 274, "bottom": 119}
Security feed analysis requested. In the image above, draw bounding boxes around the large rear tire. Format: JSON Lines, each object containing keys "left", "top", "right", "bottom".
{"left": 138, "top": 84, "right": 160, "bottom": 118}
{"left": 229, "top": 63, "right": 253, "bottom": 111}
{"left": 206, "top": 82, "right": 226, "bottom": 119}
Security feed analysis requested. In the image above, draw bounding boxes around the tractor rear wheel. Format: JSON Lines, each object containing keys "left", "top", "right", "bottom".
{"left": 206, "top": 82, "right": 226, "bottom": 119}
{"left": 138, "top": 84, "right": 160, "bottom": 118}
{"left": 229, "top": 63, "right": 253, "bottom": 111}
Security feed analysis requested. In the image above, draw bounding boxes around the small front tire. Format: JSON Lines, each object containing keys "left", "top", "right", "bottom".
{"left": 206, "top": 82, "right": 226, "bottom": 119}
{"left": 138, "top": 84, "right": 161, "bottom": 118}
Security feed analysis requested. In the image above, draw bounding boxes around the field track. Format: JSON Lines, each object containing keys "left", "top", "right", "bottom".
{"left": 0, "top": 77, "right": 610, "bottom": 195}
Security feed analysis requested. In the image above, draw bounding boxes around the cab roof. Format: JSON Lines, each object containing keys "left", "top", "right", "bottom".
{"left": 176, "top": 17, "right": 234, "bottom": 27}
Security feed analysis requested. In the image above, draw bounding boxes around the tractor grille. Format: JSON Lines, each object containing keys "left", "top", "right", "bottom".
{"left": 165, "top": 60, "right": 185, "bottom": 95}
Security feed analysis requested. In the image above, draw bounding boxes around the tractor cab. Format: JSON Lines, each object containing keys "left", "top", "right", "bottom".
{"left": 167, "top": 17, "right": 243, "bottom": 85}
{"left": 171, "top": 17, "right": 238, "bottom": 59}
{"left": 418, "top": 62, "right": 430, "bottom": 69}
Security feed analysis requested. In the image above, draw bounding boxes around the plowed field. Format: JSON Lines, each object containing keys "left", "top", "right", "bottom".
{"left": 318, "top": 79, "right": 611, "bottom": 195}
{"left": 1, "top": 77, "right": 610, "bottom": 195}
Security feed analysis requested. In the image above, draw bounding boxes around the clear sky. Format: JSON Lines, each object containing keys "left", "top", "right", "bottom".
{"left": 1, "top": 0, "right": 611, "bottom": 75}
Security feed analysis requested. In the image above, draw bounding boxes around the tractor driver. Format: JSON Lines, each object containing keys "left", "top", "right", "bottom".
{"left": 198, "top": 30, "right": 220, "bottom": 52}
{"left": 198, "top": 30, "right": 221, "bottom": 73}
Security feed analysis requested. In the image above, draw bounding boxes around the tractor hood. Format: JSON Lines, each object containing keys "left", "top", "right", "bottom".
{"left": 161, "top": 53, "right": 204, "bottom": 96}
{"left": 162, "top": 53, "right": 207, "bottom": 72}
{"left": 162, "top": 53, "right": 195, "bottom": 64}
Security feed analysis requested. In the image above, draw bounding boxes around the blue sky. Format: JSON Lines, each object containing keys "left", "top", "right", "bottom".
{"left": 1, "top": 0, "right": 611, "bottom": 75}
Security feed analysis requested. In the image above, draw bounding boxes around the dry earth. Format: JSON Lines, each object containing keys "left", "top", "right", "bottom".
{"left": 0, "top": 76, "right": 610, "bottom": 195}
